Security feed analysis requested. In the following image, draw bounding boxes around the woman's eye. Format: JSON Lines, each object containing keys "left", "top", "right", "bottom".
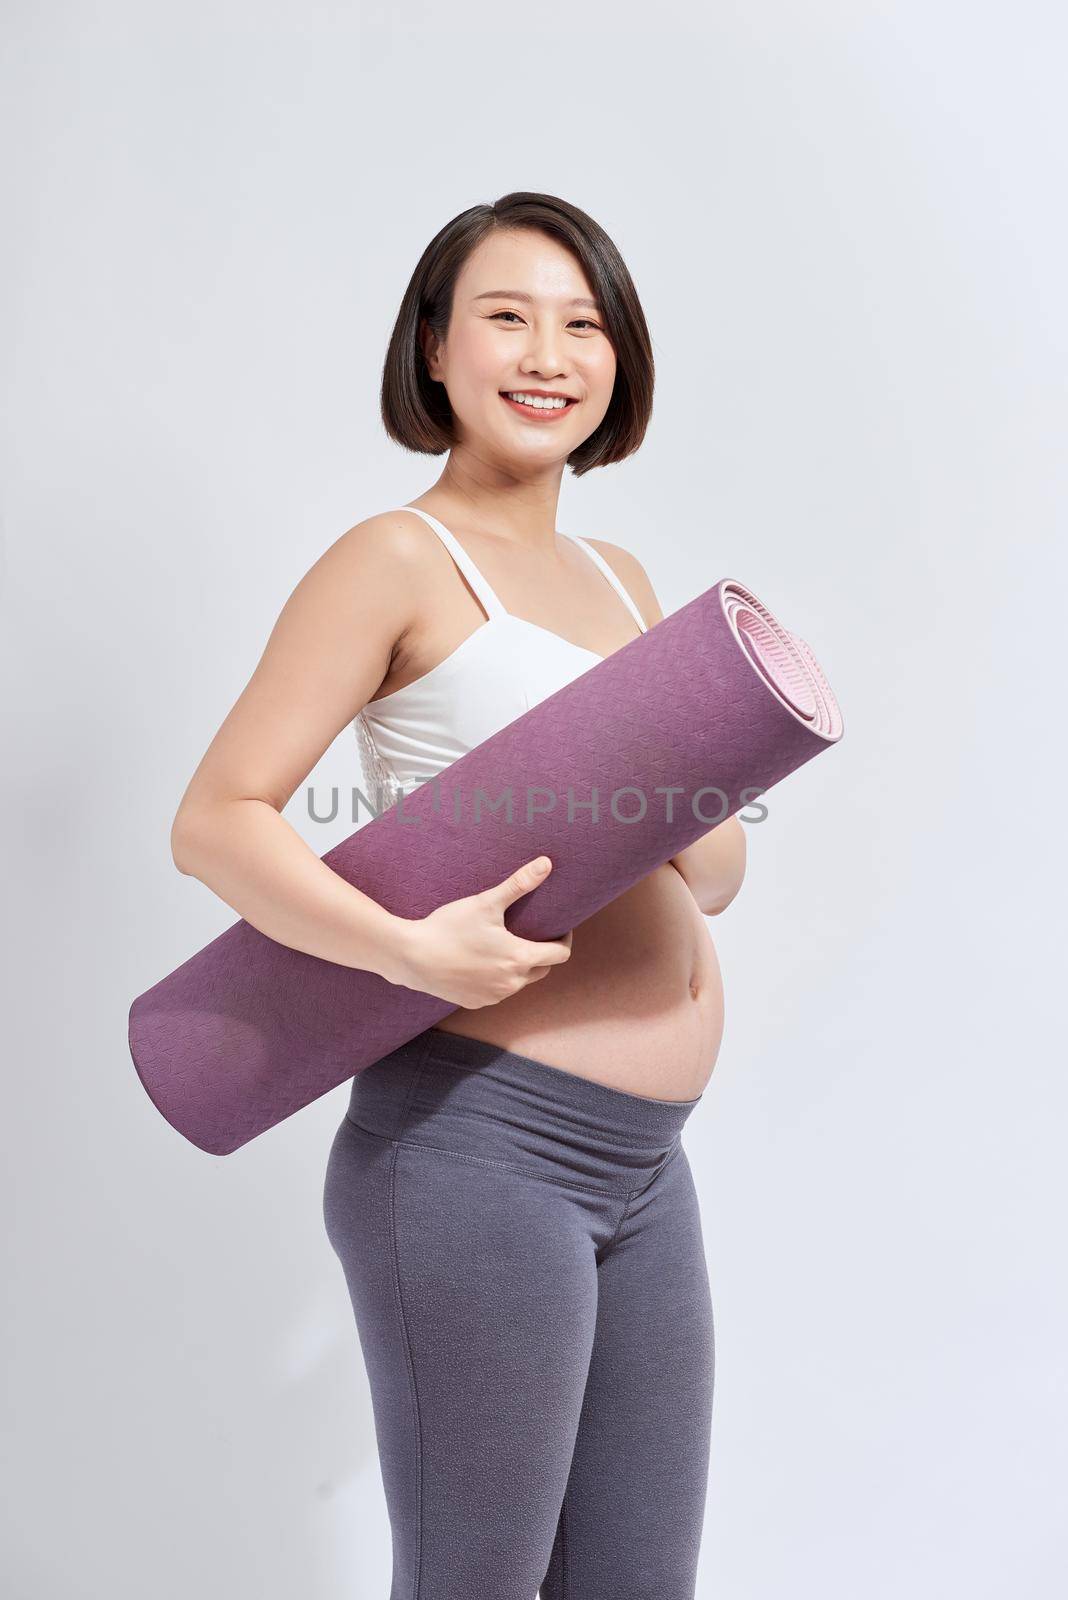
{"left": 490, "top": 311, "right": 601, "bottom": 331}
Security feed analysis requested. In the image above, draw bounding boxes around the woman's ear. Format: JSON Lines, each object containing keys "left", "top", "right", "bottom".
{"left": 419, "top": 317, "right": 442, "bottom": 382}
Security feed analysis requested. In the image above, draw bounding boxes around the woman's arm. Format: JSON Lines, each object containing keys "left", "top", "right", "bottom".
{"left": 170, "top": 513, "right": 431, "bottom": 986}
{"left": 666, "top": 819, "right": 747, "bottom": 915}
{"left": 584, "top": 538, "right": 749, "bottom": 917}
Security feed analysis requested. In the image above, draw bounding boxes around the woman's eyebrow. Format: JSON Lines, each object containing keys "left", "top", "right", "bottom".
{"left": 471, "top": 289, "right": 601, "bottom": 309}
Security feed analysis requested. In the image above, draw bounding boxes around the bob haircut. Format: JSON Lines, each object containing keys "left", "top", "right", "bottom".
{"left": 380, "top": 191, "right": 655, "bottom": 478}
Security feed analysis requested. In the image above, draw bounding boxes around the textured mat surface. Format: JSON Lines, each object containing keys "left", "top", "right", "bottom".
{"left": 129, "top": 579, "right": 844, "bottom": 1154}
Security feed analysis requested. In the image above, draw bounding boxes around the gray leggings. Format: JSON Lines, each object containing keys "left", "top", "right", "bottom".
{"left": 323, "top": 1025, "right": 714, "bottom": 1599}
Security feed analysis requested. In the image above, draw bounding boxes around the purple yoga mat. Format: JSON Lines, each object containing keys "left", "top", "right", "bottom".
{"left": 129, "top": 578, "right": 843, "bottom": 1155}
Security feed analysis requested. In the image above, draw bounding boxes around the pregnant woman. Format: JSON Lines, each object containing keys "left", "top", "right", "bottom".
{"left": 171, "top": 192, "right": 747, "bottom": 1598}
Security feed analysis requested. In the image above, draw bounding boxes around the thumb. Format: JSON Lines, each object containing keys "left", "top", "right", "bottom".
{"left": 488, "top": 855, "right": 554, "bottom": 908}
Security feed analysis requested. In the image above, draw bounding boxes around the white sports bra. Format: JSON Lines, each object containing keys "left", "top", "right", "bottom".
{"left": 354, "top": 506, "right": 649, "bottom": 811}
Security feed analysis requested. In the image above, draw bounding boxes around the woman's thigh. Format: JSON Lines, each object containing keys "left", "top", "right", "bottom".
{"left": 324, "top": 1114, "right": 613, "bottom": 1600}
{"left": 540, "top": 1143, "right": 715, "bottom": 1600}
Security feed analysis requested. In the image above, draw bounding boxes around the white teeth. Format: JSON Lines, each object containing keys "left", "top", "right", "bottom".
{"left": 504, "top": 392, "right": 571, "bottom": 409}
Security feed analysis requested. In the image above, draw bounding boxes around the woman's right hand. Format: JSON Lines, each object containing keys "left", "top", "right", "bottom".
{"left": 389, "top": 856, "right": 573, "bottom": 1008}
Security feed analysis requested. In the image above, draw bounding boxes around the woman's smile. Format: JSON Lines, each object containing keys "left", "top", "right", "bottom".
{"left": 499, "top": 389, "right": 580, "bottom": 421}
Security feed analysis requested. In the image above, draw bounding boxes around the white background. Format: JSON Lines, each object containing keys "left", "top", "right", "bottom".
{"left": 2, "top": 2, "right": 1065, "bottom": 1594}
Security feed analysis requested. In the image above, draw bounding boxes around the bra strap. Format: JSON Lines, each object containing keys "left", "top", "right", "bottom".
{"left": 397, "top": 507, "right": 508, "bottom": 621}
{"left": 569, "top": 536, "right": 648, "bottom": 633}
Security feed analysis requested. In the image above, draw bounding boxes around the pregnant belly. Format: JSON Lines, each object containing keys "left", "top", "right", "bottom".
{"left": 432, "top": 861, "right": 724, "bottom": 1101}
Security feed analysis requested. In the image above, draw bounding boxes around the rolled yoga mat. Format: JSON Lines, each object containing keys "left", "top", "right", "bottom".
{"left": 129, "top": 578, "right": 843, "bottom": 1155}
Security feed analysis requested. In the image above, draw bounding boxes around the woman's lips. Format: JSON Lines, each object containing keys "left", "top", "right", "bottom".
{"left": 499, "top": 393, "right": 578, "bottom": 422}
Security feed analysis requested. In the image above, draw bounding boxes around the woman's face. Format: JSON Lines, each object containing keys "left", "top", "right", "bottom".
{"left": 423, "top": 228, "right": 617, "bottom": 469}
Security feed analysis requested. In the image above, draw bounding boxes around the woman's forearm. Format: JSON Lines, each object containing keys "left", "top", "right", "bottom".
{"left": 171, "top": 800, "right": 414, "bottom": 983}
{"left": 669, "top": 816, "right": 747, "bottom": 915}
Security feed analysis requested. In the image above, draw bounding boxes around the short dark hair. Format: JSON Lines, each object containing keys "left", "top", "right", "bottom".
{"left": 380, "top": 192, "right": 655, "bottom": 478}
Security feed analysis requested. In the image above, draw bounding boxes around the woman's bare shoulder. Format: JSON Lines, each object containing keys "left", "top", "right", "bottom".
{"left": 581, "top": 535, "right": 665, "bottom": 628}
{"left": 325, "top": 506, "right": 440, "bottom": 575}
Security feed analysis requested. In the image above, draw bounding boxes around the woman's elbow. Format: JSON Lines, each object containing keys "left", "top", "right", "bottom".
{"left": 703, "top": 882, "right": 742, "bottom": 916}
{"left": 704, "top": 824, "right": 747, "bottom": 915}
{"left": 170, "top": 808, "right": 204, "bottom": 875}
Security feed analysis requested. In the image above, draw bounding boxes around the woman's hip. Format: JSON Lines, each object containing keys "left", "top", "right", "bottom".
{"left": 339, "top": 1024, "right": 703, "bottom": 1198}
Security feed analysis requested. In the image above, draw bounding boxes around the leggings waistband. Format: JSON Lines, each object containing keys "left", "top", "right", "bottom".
{"left": 345, "top": 1026, "right": 702, "bottom": 1197}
